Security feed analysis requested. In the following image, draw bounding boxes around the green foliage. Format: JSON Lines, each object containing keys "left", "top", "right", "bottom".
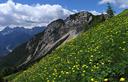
{"left": 0, "top": 77, "right": 4, "bottom": 82}
{"left": 0, "top": 66, "right": 16, "bottom": 81}
{"left": 106, "top": 3, "right": 114, "bottom": 18}
{"left": 7, "top": 10, "right": 128, "bottom": 82}
{"left": 119, "top": 9, "right": 128, "bottom": 16}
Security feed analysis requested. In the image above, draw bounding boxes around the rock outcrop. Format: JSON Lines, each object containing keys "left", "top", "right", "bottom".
{"left": 19, "top": 12, "right": 94, "bottom": 67}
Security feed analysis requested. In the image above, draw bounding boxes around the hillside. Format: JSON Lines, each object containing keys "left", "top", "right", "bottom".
{"left": 6, "top": 10, "right": 128, "bottom": 82}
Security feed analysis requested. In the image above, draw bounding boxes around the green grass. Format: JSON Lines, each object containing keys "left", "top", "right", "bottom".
{"left": 7, "top": 10, "right": 128, "bottom": 82}
{"left": 119, "top": 9, "right": 128, "bottom": 16}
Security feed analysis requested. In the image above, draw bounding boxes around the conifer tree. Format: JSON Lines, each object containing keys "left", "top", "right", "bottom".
{"left": 106, "top": 3, "right": 114, "bottom": 18}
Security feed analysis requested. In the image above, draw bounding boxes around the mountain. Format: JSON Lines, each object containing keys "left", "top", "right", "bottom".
{"left": 0, "top": 27, "right": 45, "bottom": 56}
{"left": 4, "top": 9, "right": 128, "bottom": 82}
{"left": 5, "top": 9, "right": 128, "bottom": 82}
{"left": 0, "top": 11, "right": 107, "bottom": 77}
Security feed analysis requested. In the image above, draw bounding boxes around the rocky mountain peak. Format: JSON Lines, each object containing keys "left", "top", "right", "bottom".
{"left": 66, "top": 11, "right": 92, "bottom": 20}
{"left": 19, "top": 11, "right": 106, "bottom": 67}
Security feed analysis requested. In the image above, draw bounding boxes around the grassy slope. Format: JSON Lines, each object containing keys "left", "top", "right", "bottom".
{"left": 8, "top": 10, "right": 128, "bottom": 82}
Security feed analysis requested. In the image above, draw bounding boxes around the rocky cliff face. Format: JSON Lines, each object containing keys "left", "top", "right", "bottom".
{"left": 0, "top": 11, "right": 107, "bottom": 72}
{"left": 18, "top": 12, "right": 94, "bottom": 67}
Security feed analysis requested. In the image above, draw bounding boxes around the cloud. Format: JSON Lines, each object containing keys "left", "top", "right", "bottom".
{"left": 0, "top": 0, "right": 74, "bottom": 30}
{"left": 99, "top": 0, "right": 128, "bottom": 8}
{"left": 0, "top": 0, "right": 103, "bottom": 30}
{"left": 75, "top": 9, "right": 102, "bottom": 15}
{"left": 89, "top": 11, "right": 102, "bottom": 15}
{"left": 99, "top": 0, "right": 116, "bottom": 4}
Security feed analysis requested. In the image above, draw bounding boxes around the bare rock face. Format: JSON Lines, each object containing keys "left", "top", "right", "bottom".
{"left": 19, "top": 12, "right": 93, "bottom": 66}
{"left": 0, "top": 11, "right": 107, "bottom": 71}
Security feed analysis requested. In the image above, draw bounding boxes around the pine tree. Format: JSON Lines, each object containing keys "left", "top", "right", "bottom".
{"left": 106, "top": 3, "right": 114, "bottom": 18}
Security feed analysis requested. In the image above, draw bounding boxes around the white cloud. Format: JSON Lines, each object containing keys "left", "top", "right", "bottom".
{"left": 99, "top": 0, "right": 128, "bottom": 8}
{"left": 0, "top": 0, "right": 104, "bottom": 31}
{"left": 99, "top": 0, "right": 116, "bottom": 4}
{"left": 89, "top": 11, "right": 102, "bottom": 15}
{"left": 0, "top": 0, "right": 74, "bottom": 30}
{"left": 76, "top": 10, "right": 102, "bottom": 15}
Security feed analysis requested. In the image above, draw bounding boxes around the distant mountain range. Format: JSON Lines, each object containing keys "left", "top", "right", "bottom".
{"left": 0, "top": 27, "right": 45, "bottom": 56}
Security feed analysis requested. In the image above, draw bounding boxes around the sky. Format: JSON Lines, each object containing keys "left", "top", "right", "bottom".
{"left": 0, "top": 0, "right": 127, "bottom": 30}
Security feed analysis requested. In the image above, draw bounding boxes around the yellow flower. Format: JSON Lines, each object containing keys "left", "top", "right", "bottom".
{"left": 61, "top": 71, "right": 64, "bottom": 74}
{"left": 104, "top": 78, "right": 108, "bottom": 82}
{"left": 120, "top": 77, "right": 125, "bottom": 82}
{"left": 86, "top": 65, "right": 89, "bottom": 68}
{"left": 101, "top": 62, "right": 104, "bottom": 65}
{"left": 54, "top": 69, "right": 57, "bottom": 72}
{"left": 122, "top": 48, "right": 126, "bottom": 51}
{"left": 89, "top": 62, "right": 92, "bottom": 64}
{"left": 52, "top": 73, "right": 55, "bottom": 75}
{"left": 83, "top": 70, "right": 86, "bottom": 73}
{"left": 81, "top": 73, "right": 85, "bottom": 76}
{"left": 73, "top": 70, "right": 75, "bottom": 72}
{"left": 47, "top": 80, "right": 50, "bottom": 82}
{"left": 66, "top": 72, "right": 69, "bottom": 74}
{"left": 91, "top": 55, "right": 93, "bottom": 58}
{"left": 73, "top": 65, "right": 76, "bottom": 68}
{"left": 91, "top": 78, "right": 94, "bottom": 81}
{"left": 122, "top": 41, "right": 126, "bottom": 44}
{"left": 91, "top": 69, "right": 94, "bottom": 72}
{"left": 82, "top": 64, "right": 86, "bottom": 68}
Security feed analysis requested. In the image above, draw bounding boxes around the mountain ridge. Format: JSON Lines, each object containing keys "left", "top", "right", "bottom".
{"left": 0, "top": 26, "right": 45, "bottom": 56}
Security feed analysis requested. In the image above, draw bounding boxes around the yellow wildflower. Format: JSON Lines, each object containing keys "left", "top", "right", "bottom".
{"left": 120, "top": 77, "right": 125, "bottom": 82}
